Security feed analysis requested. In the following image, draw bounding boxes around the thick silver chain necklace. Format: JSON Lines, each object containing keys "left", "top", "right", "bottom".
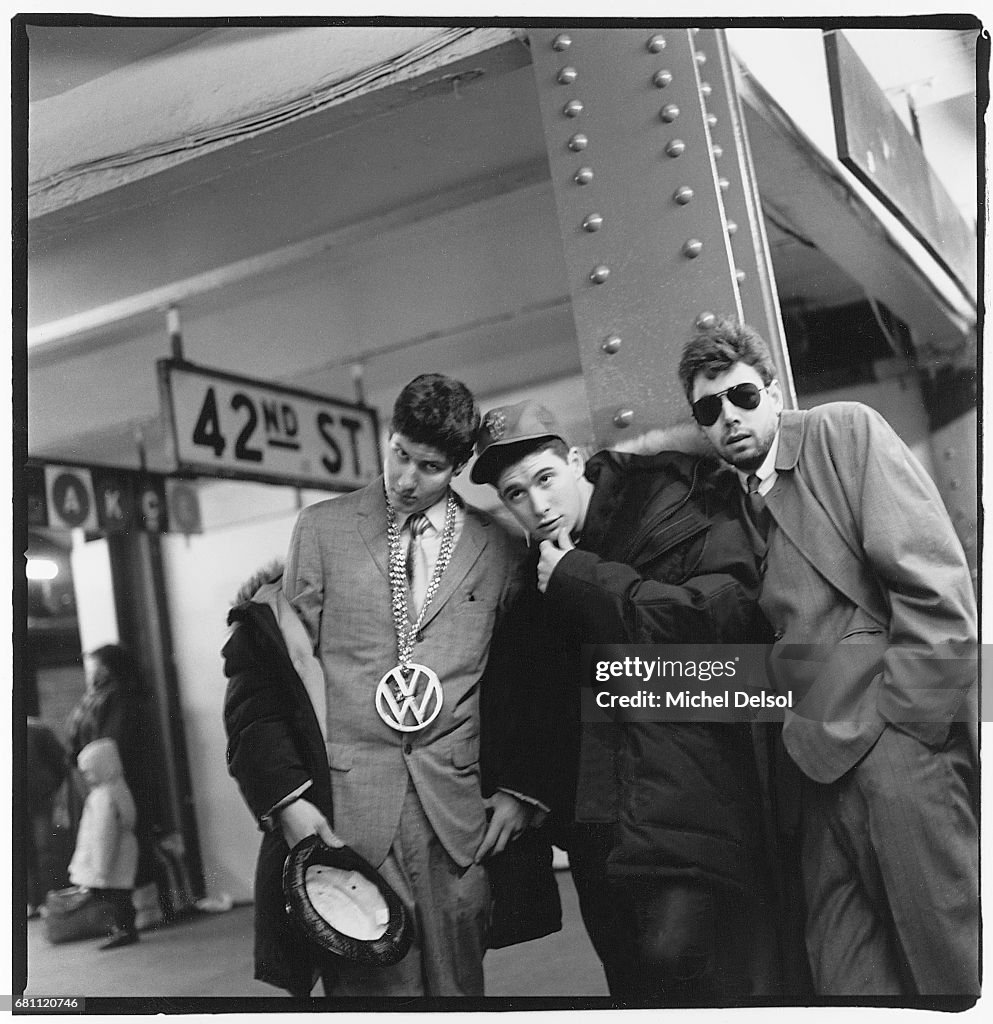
{"left": 385, "top": 487, "right": 458, "bottom": 669}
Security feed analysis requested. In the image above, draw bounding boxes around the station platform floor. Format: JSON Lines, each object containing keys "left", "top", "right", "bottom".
{"left": 17, "top": 868, "right": 611, "bottom": 1011}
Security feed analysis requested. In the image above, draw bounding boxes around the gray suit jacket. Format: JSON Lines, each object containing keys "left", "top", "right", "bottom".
{"left": 760, "top": 403, "right": 977, "bottom": 783}
{"left": 283, "top": 477, "right": 528, "bottom": 867}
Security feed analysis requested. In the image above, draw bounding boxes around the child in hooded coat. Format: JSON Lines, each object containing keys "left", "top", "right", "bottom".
{"left": 69, "top": 737, "right": 140, "bottom": 949}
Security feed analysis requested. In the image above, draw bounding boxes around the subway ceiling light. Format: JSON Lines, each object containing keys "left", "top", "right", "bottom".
{"left": 26, "top": 558, "right": 59, "bottom": 581}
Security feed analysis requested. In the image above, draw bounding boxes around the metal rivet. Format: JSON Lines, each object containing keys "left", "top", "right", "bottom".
{"left": 647, "top": 34, "right": 666, "bottom": 53}
{"left": 564, "top": 99, "right": 584, "bottom": 118}
{"left": 613, "top": 408, "right": 635, "bottom": 427}
{"left": 557, "top": 66, "right": 578, "bottom": 85}
{"left": 660, "top": 104, "right": 680, "bottom": 123}
{"left": 695, "top": 311, "right": 716, "bottom": 330}
{"left": 700, "top": 81, "right": 712, "bottom": 98}
{"left": 707, "top": 113, "right": 718, "bottom": 128}
{"left": 653, "top": 69, "right": 673, "bottom": 89}
{"left": 601, "top": 334, "right": 622, "bottom": 355}
{"left": 674, "top": 186, "right": 694, "bottom": 205}
{"left": 574, "top": 166, "right": 594, "bottom": 185}
{"left": 726, "top": 220, "right": 738, "bottom": 235}
{"left": 590, "top": 265, "right": 611, "bottom": 284}
{"left": 568, "top": 133, "right": 589, "bottom": 151}
{"left": 695, "top": 51, "right": 707, "bottom": 65}
{"left": 950, "top": 479, "right": 961, "bottom": 490}
{"left": 718, "top": 177, "right": 730, "bottom": 191}
{"left": 582, "top": 213, "right": 604, "bottom": 232}
{"left": 553, "top": 34, "right": 572, "bottom": 51}
{"left": 682, "top": 239, "right": 703, "bottom": 258}
{"left": 711, "top": 144, "right": 723, "bottom": 159}
{"left": 736, "top": 268, "right": 746, "bottom": 283}
{"left": 665, "top": 138, "right": 686, "bottom": 158}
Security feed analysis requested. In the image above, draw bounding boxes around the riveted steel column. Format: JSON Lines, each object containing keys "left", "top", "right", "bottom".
{"left": 531, "top": 27, "right": 789, "bottom": 444}
{"left": 694, "top": 29, "right": 795, "bottom": 406}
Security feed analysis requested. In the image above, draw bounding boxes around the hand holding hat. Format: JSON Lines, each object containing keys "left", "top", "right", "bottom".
{"left": 277, "top": 797, "right": 343, "bottom": 850}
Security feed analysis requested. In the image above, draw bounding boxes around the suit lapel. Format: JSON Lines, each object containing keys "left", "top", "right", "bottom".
{"left": 417, "top": 506, "right": 488, "bottom": 631}
{"left": 766, "top": 413, "right": 886, "bottom": 622}
{"left": 357, "top": 478, "right": 391, "bottom": 583}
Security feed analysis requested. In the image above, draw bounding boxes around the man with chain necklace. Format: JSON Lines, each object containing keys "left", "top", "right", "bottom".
{"left": 270, "top": 373, "right": 553, "bottom": 996}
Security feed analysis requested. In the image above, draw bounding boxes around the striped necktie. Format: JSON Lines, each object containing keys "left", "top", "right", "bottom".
{"left": 405, "top": 512, "right": 431, "bottom": 613}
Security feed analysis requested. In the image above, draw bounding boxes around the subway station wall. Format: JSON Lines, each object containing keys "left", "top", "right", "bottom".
{"left": 161, "top": 480, "right": 325, "bottom": 902}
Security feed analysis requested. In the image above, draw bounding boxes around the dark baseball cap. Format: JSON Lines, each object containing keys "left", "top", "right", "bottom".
{"left": 470, "top": 400, "right": 568, "bottom": 485}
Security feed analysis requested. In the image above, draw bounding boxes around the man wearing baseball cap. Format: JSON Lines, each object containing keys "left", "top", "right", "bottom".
{"left": 472, "top": 400, "right": 778, "bottom": 1001}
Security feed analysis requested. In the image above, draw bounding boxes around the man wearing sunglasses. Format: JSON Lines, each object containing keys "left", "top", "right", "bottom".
{"left": 678, "top": 317, "right": 978, "bottom": 998}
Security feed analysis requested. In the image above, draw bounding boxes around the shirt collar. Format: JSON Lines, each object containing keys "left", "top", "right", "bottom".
{"left": 400, "top": 493, "right": 449, "bottom": 534}
{"left": 736, "top": 430, "right": 780, "bottom": 492}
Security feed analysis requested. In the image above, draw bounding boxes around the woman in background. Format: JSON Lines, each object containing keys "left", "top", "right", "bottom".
{"left": 66, "top": 645, "right": 155, "bottom": 890}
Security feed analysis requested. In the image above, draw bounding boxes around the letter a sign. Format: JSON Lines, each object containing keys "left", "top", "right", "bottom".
{"left": 44, "top": 466, "right": 98, "bottom": 531}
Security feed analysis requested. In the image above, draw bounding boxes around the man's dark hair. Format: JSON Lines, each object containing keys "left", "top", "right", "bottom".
{"left": 677, "top": 317, "right": 777, "bottom": 402}
{"left": 391, "top": 373, "right": 480, "bottom": 467}
{"left": 492, "top": 437, "right": 570, "bottom": 489}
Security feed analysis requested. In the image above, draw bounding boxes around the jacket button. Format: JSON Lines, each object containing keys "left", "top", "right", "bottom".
{"left": 403, "top": 743, "right": 412, "bottom": 755}
{"left": 415, "top": 632, "right": 424, "bottom": 643}
{"left": 773, "top": 630, "right": 784, "bottom": 642}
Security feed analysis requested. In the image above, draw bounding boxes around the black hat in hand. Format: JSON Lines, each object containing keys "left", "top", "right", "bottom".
{"left": 283, "top": 835, "right": 412, "bottom": 967}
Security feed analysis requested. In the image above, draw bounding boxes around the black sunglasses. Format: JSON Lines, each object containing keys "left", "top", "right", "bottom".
{"left": 691, "top": 382, "right": 766, "bottom": 426}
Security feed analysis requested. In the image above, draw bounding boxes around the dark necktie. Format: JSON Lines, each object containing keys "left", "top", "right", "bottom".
{"left": 746, "top": 474, "right": 772, "bottom": 540}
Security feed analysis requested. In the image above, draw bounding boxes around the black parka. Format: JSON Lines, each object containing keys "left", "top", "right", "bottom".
{"left": 541, "top": 450, "right": 773, "bottom": 892}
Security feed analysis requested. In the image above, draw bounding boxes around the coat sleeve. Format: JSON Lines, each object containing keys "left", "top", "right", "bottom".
{"left": 545, "top": 549, "right": 762, "bottom": 645}
{"left": 837, "top": 405, "right": 977, "bottom": 746}
{"left": 283, "top": 503, "right": 325, "bottom": 651}
{"left": 222, "top": 618, "right": 315, "bottom": 827}
{"left": 480, "top": 582, "right": 558, "bottom": 810}
{"left": 478, "top": 540, "right": 560, "bottom": 811}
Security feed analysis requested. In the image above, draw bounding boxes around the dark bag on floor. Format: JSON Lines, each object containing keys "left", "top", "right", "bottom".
{"left": 42, "top": 886, "right": 116, "bottom": 944}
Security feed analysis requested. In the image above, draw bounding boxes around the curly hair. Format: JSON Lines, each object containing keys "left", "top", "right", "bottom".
{"left": 677, "top": 317, "right": 777, "bottom": 402}
{"left": 390, "top": 373, "right": 480, "bottom": 467}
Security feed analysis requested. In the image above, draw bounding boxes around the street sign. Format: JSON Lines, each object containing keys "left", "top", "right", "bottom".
{"left": 92, "top": 468, "right": 136, "bottom": 533}
{"left": 159, "top": 360, "right": 380, "bottom": 491}
{"left": 44, "top": 466, "right": 98, "bottom": 531}
{"left": 138, "top": 476, "right": 169, "bottom": 533}
{"left": 825, "top": 30, "right": 976, "bottom": 301}
{"left": 166, "top": 479, "right": 203, "bottom": 534}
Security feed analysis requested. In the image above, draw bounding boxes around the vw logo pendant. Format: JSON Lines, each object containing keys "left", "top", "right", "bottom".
{"left": 376, "top": 663, "right": 443, "bottom": 733}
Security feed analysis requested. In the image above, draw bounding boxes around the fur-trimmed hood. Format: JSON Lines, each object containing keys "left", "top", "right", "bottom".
{"left": 233, "top": 560, "right": 283, "bottom": 606}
